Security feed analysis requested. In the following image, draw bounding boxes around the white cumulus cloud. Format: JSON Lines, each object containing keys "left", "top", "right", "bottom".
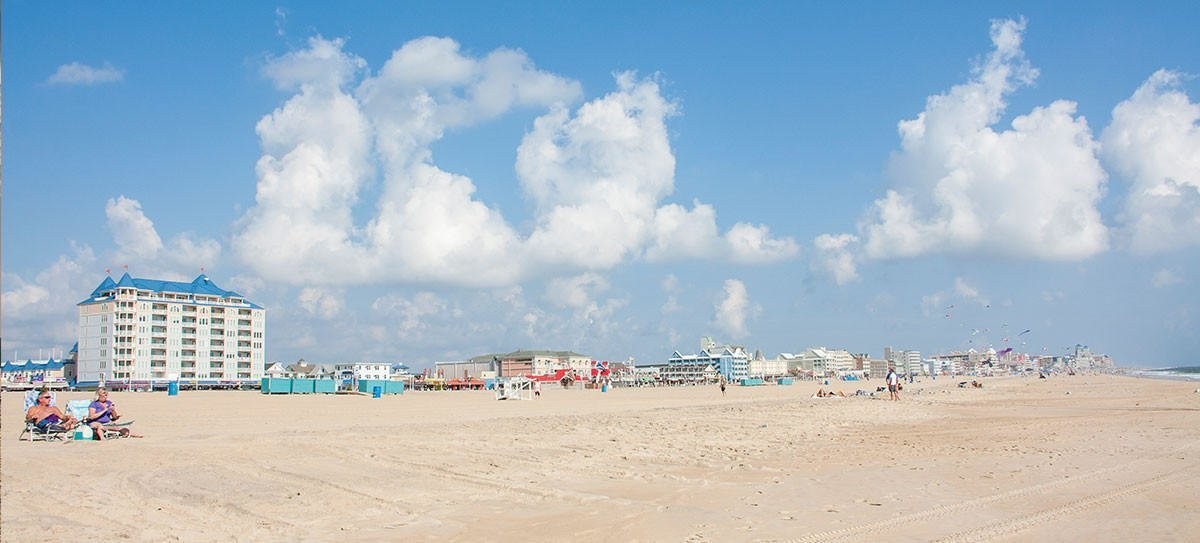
{"left": 812, "top": 233, "right": 860, "bottom": 285}
{"left": 297, "top": 287, "right": 345, "bottom": 319}
{"left": 107, "top": 196, "right": 222, "bottom": 277}
{"left": 1102, "top": 69, "right": 1200, "bottom": 254}
{"left": 47, "top": 62, "right": 124, "bottom": 85}
{"left": 234, "top": 37, "right": 797, "bottom": 289}
{"left": 862, "top": 18, "right": 1108, "bottom": 261}
{"left": 714, "top": 279, "right": 759, "bottom": 339}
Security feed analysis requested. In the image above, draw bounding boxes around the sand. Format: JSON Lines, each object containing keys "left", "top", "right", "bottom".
{"left": 2, "top": 374, "right": 1199, "bottom": 542}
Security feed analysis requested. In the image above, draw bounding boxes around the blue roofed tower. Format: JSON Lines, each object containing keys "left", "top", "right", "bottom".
{"left": 76, "top": 273, "right": 266, "bottom": 386}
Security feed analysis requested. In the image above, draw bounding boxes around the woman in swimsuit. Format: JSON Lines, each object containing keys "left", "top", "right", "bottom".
{"left": 25, "top": 391, "right": 79, "bottom": 431}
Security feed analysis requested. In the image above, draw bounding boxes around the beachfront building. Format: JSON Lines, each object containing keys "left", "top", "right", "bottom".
{"left": 435, "top": 355, "right": 499, "bottom": 379}
{"left": 76, "top": 273, "right": 265, "bottom": 387}
{"left": 883, "top": 347, "right": 924, "bottom": 376}
{"left": 748, "top": 350, "right": 787, "bottom": 378}
{"left": 868, "top": 358, "right": 889, "bottom": 380}
{"left": 500, "top": 349, "right": 592, "bottom": 377}
{"left": 1, "top": 358, "right": 69, "bottom": 390}
{"left": 436, "top": 350, "right": 593, "bottom": 379}
{"left": 791, "top": 347, "right": 854, "bottom": 376}
{"left": 1070, "top": 344, "right": 1114, "bottom": 370}
{"left": 668, "top": 337, "right": 750, "bottom": 382}
{"left": 930, "top": 350, "right": 989, "bottom": 375}
{"left": 333, "top": 362, "right": 393, "bottom": 382}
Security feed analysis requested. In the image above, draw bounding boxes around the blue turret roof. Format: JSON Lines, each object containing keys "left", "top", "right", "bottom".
{"left": 89, "top": 276, "right": 118, "bottom": 298}
{"left": 81, "top": 273, "right": 262, "bottom": 308}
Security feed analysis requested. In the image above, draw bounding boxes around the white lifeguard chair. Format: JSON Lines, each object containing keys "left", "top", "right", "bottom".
{"left": 494, "top": 377, "right": 534, "bottom": 401}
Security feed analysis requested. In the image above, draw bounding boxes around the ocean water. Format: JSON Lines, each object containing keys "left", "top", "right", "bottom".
{"left": 1129, "top": 366, "right": 1200, "bottom": 381}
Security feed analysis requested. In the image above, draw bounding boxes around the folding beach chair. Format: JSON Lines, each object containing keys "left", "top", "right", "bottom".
{"left": 20, "top": 390, "right": 70, "bottom": 442}
{"left": 70, "top": 399, "right": 135, "bottom": 440}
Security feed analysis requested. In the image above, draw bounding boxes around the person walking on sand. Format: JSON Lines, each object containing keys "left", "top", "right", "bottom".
{"left": 719, "top": 379, "right": 726, "bottom": 397}
{"left": 886, "top": 366, "right": 901, "bottom": 401}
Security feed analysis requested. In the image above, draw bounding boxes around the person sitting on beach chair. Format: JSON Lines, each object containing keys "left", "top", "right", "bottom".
{"left": 87, "top": 387, "right": 141, "bottom": 439}
{"left": 25, "top": 390, "right": 80, "bottom": 436}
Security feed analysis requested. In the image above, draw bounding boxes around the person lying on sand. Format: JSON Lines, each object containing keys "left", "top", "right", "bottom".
{"left": 813, "top": 389, "right": 847, "bottom": 398}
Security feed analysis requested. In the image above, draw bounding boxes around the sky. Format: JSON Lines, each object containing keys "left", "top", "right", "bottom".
{"left": 3, "top": 2, "right": 1199, "bottom": 369}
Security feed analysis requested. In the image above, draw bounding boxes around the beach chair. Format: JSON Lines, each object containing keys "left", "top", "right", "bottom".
{"left": 71, "top": 399, "right": 136, "bottom": 440}
{"left": 20, "top": 390, "right": 71, "bottom": 442}
{"left": 20, "top": 420, "right": 71, "bottom": 442}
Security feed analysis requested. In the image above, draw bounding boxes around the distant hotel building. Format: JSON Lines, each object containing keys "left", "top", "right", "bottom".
{"left": 76, "top": 273, "right": 265, "bottom": 386}
{"left": 667, "top": 336, "right": 750, "bottom": 382}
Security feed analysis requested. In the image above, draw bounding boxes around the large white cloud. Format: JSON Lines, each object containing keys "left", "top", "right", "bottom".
{"left": 233, "top": 37, "right": 798, "bottom": 288}
{"left": 1102, "top": 69, "right": 1200, "bottom": 253}
{"left": 862, "top": 18, "right": 1109, "bottom": 261}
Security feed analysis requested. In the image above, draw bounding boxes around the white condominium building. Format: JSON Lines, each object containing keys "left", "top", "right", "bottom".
{"left": 76, "top": 273, "right": 265, "bottom": 386}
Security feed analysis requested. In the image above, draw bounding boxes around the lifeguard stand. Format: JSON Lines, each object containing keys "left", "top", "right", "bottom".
{"left": 494, "top": 377, "right": 534, "bottom": 401}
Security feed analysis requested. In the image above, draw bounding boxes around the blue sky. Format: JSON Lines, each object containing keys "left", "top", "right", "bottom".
{"left": 4, "top": 2, "right": 1198, "bottom": 368}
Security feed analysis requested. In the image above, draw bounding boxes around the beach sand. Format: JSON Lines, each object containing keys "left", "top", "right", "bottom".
{"left": 3, "top": 374, "right": 1199, "bottom": 542}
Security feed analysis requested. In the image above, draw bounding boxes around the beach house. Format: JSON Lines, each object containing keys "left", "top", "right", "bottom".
{"left": 75, "top": 272, "right": 266, "bottom": 388}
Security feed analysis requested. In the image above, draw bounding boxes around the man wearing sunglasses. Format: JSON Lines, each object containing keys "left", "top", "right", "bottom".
{"left": 25, "top": 390, "right": 80, "bottom": 432}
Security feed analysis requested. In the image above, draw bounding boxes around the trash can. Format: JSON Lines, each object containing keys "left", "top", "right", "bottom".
{"left": 372, "top": 385, "right": 382, "bottom": 398}
{"left": 601, "top": 383, "right": 608, "bottom": 393}
{"left": 168, "top": 381, "right": 179, "bottom": 396}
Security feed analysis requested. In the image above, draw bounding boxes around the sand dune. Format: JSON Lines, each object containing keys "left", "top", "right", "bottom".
{"left": 3, "top": 374, "right": 1199, "bottom": 541}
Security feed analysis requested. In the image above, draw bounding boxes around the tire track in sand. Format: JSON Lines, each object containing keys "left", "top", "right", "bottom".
{"left": 783, "top": 443, "right": 1195, "bottom": 543}
{"left": 932, "top": 466, "right": 1198, "bottom": 543}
